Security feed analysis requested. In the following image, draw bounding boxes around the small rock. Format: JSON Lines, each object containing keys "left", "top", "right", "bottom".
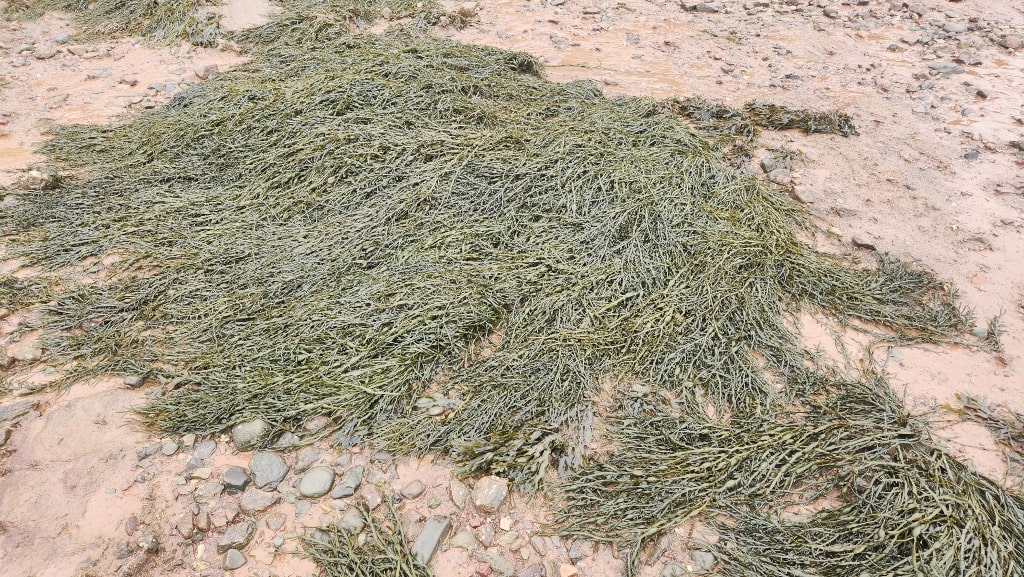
{"left": 331, "top": 465, "right": 364, "bottom": 498}
{"left": 239, "top": 487, "right": 280, "bottom": 513}
{"left": 119, "top": 76, "right": 138, "bottom": 86}
{"left": 450, "top": 478, "right": 470, "bottom": 508}
{"left": 411, "top": 516, "right": 452, "bottom": 565}
{"left": 34, "top": 47, "right": 57, "bottom": 60}
{"left": 223, "top": 548, "right": 246, "bottom": 570}
{"left": 293, "top": 446, "right": 323, "bottom": 473}
{"left": 298, "top": 467, "right": 335, "bottom": 498}
{"left": 660, "top": 564, "right": 685, "bottom": 577}
{"left": 0, "top": 399, "right": 35, "bottom": 423}
{"left": 272, "top": 431, "right": 301, "bottom": 447}
{"left": 161, "top": 440, "right": 179, "bottom": 456}
{"left": 339, "top": 507, "right": 366, "bottom": 533}
{"left": 568, "top": 540, "right": 595, "bottom": 563}
{"left": 194, "top": 439, "right": 217, "bottom": 459}
{"left": 217, "top": 520, "right": 256, "bottom": 553}
{"left": 943, "top": 22, "right": 966, "bottom": 34}
{"left": 266, "top": 512, "right": 286, "bottom": 531}
{"left": 823, "top": 6, "right": 839, "bottom": 18}
{"left": 359, "top": 485, "right": 383, "bottom": 510}
{"left": 450, "top": 530, "right": 477, "bottom": 549}
{"left": 851, "top": 235, "right": 876, "bottom": 251}
{"left": 249, "top": 451, "right": 290, "bottom": 489}
{"left": 231, "top": 419, "right": 269, "bottom": 449}
{"left": 559, "top": 565, "right": 578, "bottom": 577}
{"left": 8, "top": 343, "right": 42, "bottom": 362}
{"left": 471, "top": 476, "right": 508, "bottom": 513}
{"left": 176, "top": 513, "right": 195, "bottom": 539}
{"left": 194, "top": 62, "right": 219, "bottom": 79}
{"left": 400, "top": 480, "right": 426, "bottom": 500}
{"left": 768, "top": 169, "right": 792, "bottom": 185}
{"left": 519, "top": 565, "right": 544, "bottom": 577}
{"left": 690, "top": 551, "right": 716, "bottom": 573}
{"left": 195, "top": 510, "right": 212, "bottom": 532}
{"left": 0, "top": 351, "right": 12, "bottom": 370}
{"left": 1001, "top": 35, "right": 1022, "bottom": 50}
{"left": 476, "top": 563, "right": 493, "bottom": 577}
{"left": 530, "top": 536, "right": 547, "bottom": 555}
{"left": 194, "top": 481, "right": 224, "bottom": 503}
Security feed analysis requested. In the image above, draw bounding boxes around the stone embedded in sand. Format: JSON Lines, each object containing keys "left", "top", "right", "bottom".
{"left": 123, "top": 374, "right": 144, "bottom": 388}
{"left": 568, "top": 539, "right": 594, "bottom": 563}
{"left": 298, "top": 466, "right": 335, "bottom": 498}
{"left": 193, "top": 439, "right": 217, "bottom": 459}
{"left": 400, "top": 479, "right": 426, "bottom": 500}
{"left": 331, "top": 465, "right": 363, "bottom": 498}
{"left": 471, "top": 476, "right": 509, "bottom": 513}
{"left": 690, "top": 551, "right": 716, "bottom": 573}
{"left": 217, "top": 520, "right": 256, "bottom": 553}
{"left": 660, "top": 563, "right": 685, "bottom": 577}
{"left": 450, "top": 478, "right": 470, "bottom": 509}
{"left": 231, "top": 419, "right": 269, "bottom": 449}
{"left": 223, "top": 548, "right": 246, "bottom": 570}
{"left": 7, "top": 342, "right": 42, "bottom": 362}
{"left": 559, "top": 564, "right": 579, "bottom": 577}
{"left": 222, "top": 466, "right": 251, "bottom": 493}
{"left": 239, "top": 487, "right": 279, "bottom": 514}
{"left": 249, "top": 451, "right": 289, "bottom": 489}
{"left": 194, "top": 481, "right": 224, "bottom": 503}
{"left": 0, "top": 399, "right": 35, "bottom": 423}
{"left": 450, "top": 530, "right": 477, "bottom": 550}
{"left": 339, "top": 507, "right": 365, "bottom": 533}
{"left": 161, "top": 440, "right": 179, "bottom": 456}
{"left": 411, "top": 515, "right": 452, "bottom": 565}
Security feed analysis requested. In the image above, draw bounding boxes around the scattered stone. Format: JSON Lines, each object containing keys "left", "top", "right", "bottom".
{"left": 194, "top": 481, "right": 224, "bottom": 503}
{"left": 471, "top": 476, "right": 509, "bottom": 513}
{"left": 768, "top": 169, "right": 792, "bottom": 186}
{"left": 223, "top": 548, "right": 246, "bottom": 570}
{"left": 1001, "top": 35, "right": 1022, "bottom": 50}
{"left": 161, "top": 440, "right": 179, "bottom": 456}
{"left": 0, "top": 350, "right": 12, "bottom": 369}
{"left": 194, "top": 62, "right": 219, "bottom": 79}
{"left": 231, "top": 419, "right": 269, "bottom": 449}
{"left": 690, "top": 524, "right": 721, "bottom": 547}
{"left": 474, "top": 548, "right": 516, "bottom": 576}
{"left": 298, "top": 466, "right": 335, "bottom": 498}
{"left": 176, "top": 513, "right": 195, "bottom": 539}
{"left": 530, "top": 536, "right": 547, "bottom": 555}
{"left": 0, "top": 399, "right": 35, "bottom": 423}
{"left": 823, "top": 6, "right": 839, "bottom": 18}
{"left": 119, "top": 76, "right": 139, "bottom": 87}
{"left": 519, "top": 565, "right": 544, "bottom": 577}
{"left": 411, "top": 516, "right": 452, "bottom": 565}
{"left": 266, "top": 513, "right": 286, "bottom": 531}
{"left": 660, "top": 563, "right": 685, "bottom": 577}
{"left": 359, "top": 485, "right": 383, "bottom": 510}
{"left": 8, "top": 342, "right": 42, "bottom": 362}
{"left": 559, "top": 565, "right": 578, "bottom": 577}
{"left": 851, "top": 235, "right": 876, "bottom": 251}
{"left": 272, "top": 431, "right": 301, "bottom": 447}
{"left": 239, "top": 487, "right": 280, "bottom": 513}
{"left": 339, "top": 507, "right": 366, "bottom": 533}
{"left": 293, "top": 446, "right": 323, "bottom": 473}
{"left": 249, "top": 451, "right": 290, "bottom": 489}
{"left": 451, "top": 530, "right": 477, "bottom": 549}
{"left": 194, "top": 439, "right": 217, "bottom": 459}
{"left": 195, "top": 510, "right": 212, "bottom": 532}
{"left": 400, "top": 480, "right": 426, "bottom": 500}
{"left": 221, "top": 466, "right": 251, "bottom": 493}
{"left": 34, "top": 47, "right": 57, "bottom": 60}
{"left": 568, "top": 540, "right": 595, "bottom": 563}
{"left": 331, "top": 465, "right": 364, "bottom": 498}
{"left": 476, "top": 563, "right": 493, "bottom": 577}
{"left": 450, "top": 478, "right": 470, "bottom": 508}
{"left": 217, "top": 520, "right": 256, "bottom": 553}
{"left": 690, "top": 551, "right": 716, "bottom": 573}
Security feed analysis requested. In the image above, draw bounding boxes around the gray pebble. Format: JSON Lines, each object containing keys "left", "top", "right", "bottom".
{"left": 222, "top": 466, "right": 251, "bottom": 493}
{"left": 231, "top": 419, "right": 269, "bottom": 449}
{"left": 249, "top": 451, "right": 290, "bottom": 489}
{"left": 298, "top": 467, "right": 335, "bottom": 498}
{"left": 223, "top": 548, "right": 246, "bottom": 570}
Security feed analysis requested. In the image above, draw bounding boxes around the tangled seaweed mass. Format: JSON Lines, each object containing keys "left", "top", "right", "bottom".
{"left": 2, "top": 2, "right": 1022, "bottom": 576}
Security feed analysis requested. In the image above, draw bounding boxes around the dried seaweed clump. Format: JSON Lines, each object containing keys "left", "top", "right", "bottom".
{"left": 303, "top": 503, "right": 429, "bottom": 577}
{"left": 1, "top": 17, "right": 1013, "bottom": 577}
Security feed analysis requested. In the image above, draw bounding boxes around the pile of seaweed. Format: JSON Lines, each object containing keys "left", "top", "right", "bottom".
{"left": 2, "top": 7, "right": 1022, "bottom": 577}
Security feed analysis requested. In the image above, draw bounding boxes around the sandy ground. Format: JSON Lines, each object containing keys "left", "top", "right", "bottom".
{"left": 1, "top": 1, "right": 1023, "bottom": 576}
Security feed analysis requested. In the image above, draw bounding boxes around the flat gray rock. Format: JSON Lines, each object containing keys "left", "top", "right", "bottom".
{"left": 193, "top": 439, "right": 217, "bottom": 459}
{"left": 217, "top": 520, "right": 256, "bottom": 553}
{"left": 249, "top": 451, "right": 290, "bottom": 489}
{"left": 239, "top": 487, "right": 280, "bottom": 514}
{"left": 298, "top": 466, "right": 335, "bottom": 498}
{"left": 0, "top": 399, "right": 35, "bottom": 423}
{"left": 411, "top": 515, "right": 451, "bottom": 565}
{"left": 223, "top": 548, "right": 246, "bottom": 570}
{"left": 331, "top": 465, "right": 363, "bottom": 498}
{"left": 222, "top": 466, "right": 251, "bottom": 493}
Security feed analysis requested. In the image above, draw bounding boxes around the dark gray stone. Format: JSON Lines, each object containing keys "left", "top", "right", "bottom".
{"left": 400, "top": 480, "right": 425, "bottom": 500}
{"left": 222, "top": 466, "right": 251, "bottom": 493}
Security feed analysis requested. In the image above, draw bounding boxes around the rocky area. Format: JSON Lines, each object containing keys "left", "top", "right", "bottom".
{"left": 1, "top": 1, "right": 1022, "bottom": 577}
